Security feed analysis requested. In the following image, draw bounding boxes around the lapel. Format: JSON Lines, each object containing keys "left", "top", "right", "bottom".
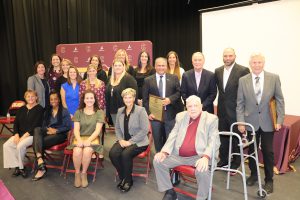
{"left": 152, "top": 75, "right": 160, "bottom": 96}
{"left": 219, "top": 67, "right": 225, "bottom": 92}
{"left": 260, "top": 71, "right": 269, "bottom": 104}
{"left": 195, "top": 112, "right": 207, "bottom": 147}
{"left": 119, "top": 108, "right": 125, "bottom": 136}
{"left": 165, "top": 74, "right": 171, "bottom": 97}
{"left": 34, "top": 74, "right": 45, "bottom": 88}
{"left": 177, "top": 113, "right": 190, "bottom": 146}
{"left": 246, "top": 74, "right": 257, "bottom": 102}
{"left": 225, "top": 64, "right": 237, "bottom": 91}
{"left": 198, "top": 69, "right": 206, "bottom": 93}
{"left": 190, "top": 70, "right": 198, "bottom": 92}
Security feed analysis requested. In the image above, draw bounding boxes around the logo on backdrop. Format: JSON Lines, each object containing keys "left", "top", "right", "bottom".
{"left": 85, "top": 46, "right": 91, "bottom": 53}
{"left": 113, "top": 45, "right": 118, "bottom": 51}
{"left": 127, "top": 45, "right": 132, "bottom": 51}
{"left": 74, "top": 57, "right": 79, "bottom": 63}
{"left": 141, "top": 43, "right": 146, "bottom": 51}
{"left": 73, "top": 47, "right": 79, "bottom": 53}
{"left": 98, "top": 46, "right": 104, "bottom": 52}
{"left": 60, "top": 47, "right": 66, "bottom": 53}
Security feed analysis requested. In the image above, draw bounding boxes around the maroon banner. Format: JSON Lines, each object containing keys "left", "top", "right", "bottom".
{"left": 56, "top": 40, "right": 153, "bottom": 74}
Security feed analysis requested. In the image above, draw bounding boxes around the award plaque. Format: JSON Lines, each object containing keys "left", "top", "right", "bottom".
{"left": 269, "top": 97, "right": 277, "bottom": 129}
{"left": 149, "top": 94, "right": 164, "bottom": 122}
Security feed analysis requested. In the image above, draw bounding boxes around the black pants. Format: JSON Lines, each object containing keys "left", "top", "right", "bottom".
{"left": 247, "top": 127, "right": 274, "bottom": 183}
{"left": 218, "top": 117, "right": 241, "bottom": 167}
{"left": 109, "top": 142, "right": 148, "bottom": 183}
{"left": 33, "top": 127, "right": 68, "bottom": 158}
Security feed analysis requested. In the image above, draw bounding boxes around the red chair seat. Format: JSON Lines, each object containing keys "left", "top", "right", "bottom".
{"left": 173, "top": 165, "right": 196, "bottom": 176}
{"left": 0, "top": 117, "right": 15, "bottom": 124}
{"left": 137, "top": 150, "right": 149, "bottom": 158}
{"left": 48, "top": 141, "right": 68, "bottom": 151}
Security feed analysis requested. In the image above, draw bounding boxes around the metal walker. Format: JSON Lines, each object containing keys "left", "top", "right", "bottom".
{"left": 208, "top": 122, "right": 267, "bottom": 200}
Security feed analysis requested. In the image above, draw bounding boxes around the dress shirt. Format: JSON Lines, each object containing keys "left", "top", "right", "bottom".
{"left": 194, "top": 70, "right": 202, "bottom": 90}
{"left": 156, "top": 73, "right": 166, "bottom": 98}
{"left": 252, "top": 71, "right": 264, "bottom": 103}
{"left": 223, "top": 63, "right": 234, "bottom": 91}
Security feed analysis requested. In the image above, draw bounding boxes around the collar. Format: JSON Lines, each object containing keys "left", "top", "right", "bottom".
{"left": 156, "top": 73, "right": 165, "bottom": 78}
{"left": 189, "top": 113, "right": 201, "bottom": 123}
{"left": 252, "top": 71, "right": 264, "bottom": 79}
{"left": 122, "top": 104, "right": 136, "bottom": 114}
{"left": 224, "top": 63, "right": 235, "bottom": 71}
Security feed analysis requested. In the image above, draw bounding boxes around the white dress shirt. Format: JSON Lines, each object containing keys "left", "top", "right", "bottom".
{"left": 252, "top": 71, "right": 264, "bottom": 103}
{"left": 156, "top": 73, "right": 166, "bottom": 98}
{"left": 223, "top": 63, "right": 234, "bottom": 91}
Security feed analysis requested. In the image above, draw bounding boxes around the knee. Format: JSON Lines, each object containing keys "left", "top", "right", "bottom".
{"left": 33, "top": 127, "right": 41, "bottom": 137}
{"left": 73, "top": 147, "right": 83, "bottom": 157}
{"left": 82, "top": 147, "right": 93, "bottom": 157}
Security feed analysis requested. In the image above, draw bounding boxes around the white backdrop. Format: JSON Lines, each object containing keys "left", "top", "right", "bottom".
{"left": 201, "top": 0, "right": 300, "bottom": 116}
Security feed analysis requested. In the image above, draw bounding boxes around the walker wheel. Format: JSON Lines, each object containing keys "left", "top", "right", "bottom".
{"left": 257, "top": 190, "right": 267, "bottom": 198}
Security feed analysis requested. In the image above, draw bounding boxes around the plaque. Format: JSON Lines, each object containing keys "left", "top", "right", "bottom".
{"left": 149, "top": 94, "right": 164, "bottom": 122}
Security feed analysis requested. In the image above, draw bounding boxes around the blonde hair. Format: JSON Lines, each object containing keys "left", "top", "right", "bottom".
{"left": 114, "top": 49, "right": 130, "bottom": 71}
{"left": 110, "top": 59, "right": 126, "bottom": 86}
{"left": 61, "top": 58, "right": 72, "bottom": 66}
{"left": 121, "top": 88, "right": 136, "bottom": 98}
{"left": 86, "top": 64, "right": 102, "bottom": 89}
{"left": 24, "top": 90, "right": 39, "bottom": 103}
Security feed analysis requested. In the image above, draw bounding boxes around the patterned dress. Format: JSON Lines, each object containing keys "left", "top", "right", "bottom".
{"left": 79, "top": 80, "right": 106, "bottom": 110}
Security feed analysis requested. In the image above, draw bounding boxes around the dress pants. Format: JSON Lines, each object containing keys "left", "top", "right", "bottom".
{"left": 247, "top": 127, "right": 274, "bottom": 182}
{"left": 33, "top": 127, "right": 67, "bottom": 157}
{"left": 218, "top": 117, "right": 241, "bottom": 167}
{"left": 151, "top": 119, "right": 175, "bottom": 152}
{"left": 109, "top": 142, "right": 148, "bottom": 183}
{"left": 153, "top": 154, "right": 210, "bottom": 200}
{"left": 3, "top": 135, "right": 33, "bottom": 169}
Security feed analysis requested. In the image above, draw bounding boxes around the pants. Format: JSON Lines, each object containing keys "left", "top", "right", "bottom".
{"left": 153, "top": 155, "right": 210, "bottom": 200}
{"left": 151, "top": 119, "right": 175, "bottom": 152}
{"left": 109, "top": 142, "right": 148, "bottom": 183}
{"left": 3, "top": 135, "right": 33, "bottom": 169}
{"left": 248, "top": 127, "right": 274, "bottom": 183}
{"left": 110, "top": 114, "right": 117, "bottom": 126}
{"left": 218, "top": 117, "right": 241, "bottom": 167}
{"left": 33, "top": 127, "right": 67, "bottom": 157}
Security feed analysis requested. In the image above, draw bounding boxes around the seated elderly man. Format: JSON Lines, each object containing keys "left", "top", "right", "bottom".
{"left": 153, "top": 95, "right": 220, "bottom": 200}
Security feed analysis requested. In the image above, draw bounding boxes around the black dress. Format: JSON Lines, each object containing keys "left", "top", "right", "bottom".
{"left": 132, "top": 68, "right": 155, "bottom": 100}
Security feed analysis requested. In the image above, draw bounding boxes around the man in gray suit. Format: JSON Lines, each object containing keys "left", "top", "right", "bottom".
{"left": 215, "top": 48, "right": 250, "bottom": 170}
{"left": 153, "top": 95, "right": 220, "bottom": 200}
{"left": 236, "top": 53, "right": 285, "bottom": 194}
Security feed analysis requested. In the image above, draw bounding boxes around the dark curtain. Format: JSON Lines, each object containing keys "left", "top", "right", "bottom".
{"left": 0, "top": 0, "right": 201, "bottom": 115}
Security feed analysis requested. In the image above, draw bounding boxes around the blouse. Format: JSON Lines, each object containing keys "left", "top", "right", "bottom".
{"left": 62, "top": 82, "right": 80, "bottom": 115}
{"left": 48, "top": 69, "right": 62, "bottom": 92}
{"left": 41, "top": 107, "right": 71, "bottom": 134}
{"left": 79, "top": 80, "right": 106, "bottom": 110}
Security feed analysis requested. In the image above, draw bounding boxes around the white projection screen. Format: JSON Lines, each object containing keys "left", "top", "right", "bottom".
{"left": 201, "top": 0, "right": 300, "bottom": 116}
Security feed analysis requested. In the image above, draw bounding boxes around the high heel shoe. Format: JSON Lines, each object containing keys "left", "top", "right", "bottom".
{"left": 32, "top": 162, "right": 47, "bottom": 181}
{"left": 12, "top": 167, "right": 20, "bottom": 177}
{"left": 19, "top": 167, "right": 28, "bottom": 178}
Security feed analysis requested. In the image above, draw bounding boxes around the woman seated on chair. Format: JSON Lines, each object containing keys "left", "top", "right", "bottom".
{"left": 32, "top": 91, "right": 72, "bottom": 181}
{"left": 68, "top": 90, "right": 105, "bottom": 188}
{"left": 109, "top": 88, "right": 149, "bottom": 192}
{"left": 3, "top": 90, "right": 44, "bottom": 178}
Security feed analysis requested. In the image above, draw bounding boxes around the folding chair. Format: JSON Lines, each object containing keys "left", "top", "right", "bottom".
{"left": 62, "top": 131, "right": 104, "bottom": 182}
{"left": 0, "top": 100, "right": 25, "bottom": 138}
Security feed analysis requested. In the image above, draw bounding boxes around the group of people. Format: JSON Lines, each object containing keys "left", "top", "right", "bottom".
{"left": 2, "top": 47, "right": 285, "bottom": 200}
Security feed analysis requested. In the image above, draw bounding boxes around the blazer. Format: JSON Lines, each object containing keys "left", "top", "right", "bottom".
{"left": 142, "top": 73, "right": 182, "bottom": 121}
{"left": 27, "top": 74, "right": 50, "bottom": 108}
{"left": 215, "top": 63, "right": 250, "bottom": 121}
{"left": 181, "top": 69, "right": 217, "bottom": 114}
{"left": 115, "top": 105, "right": 149, "bottom": 147}
{"left": 161, "top": 111, "right": 220, "bottom": 164}
{"left": 236, "top": 71, "right": 285, "bottom": 132}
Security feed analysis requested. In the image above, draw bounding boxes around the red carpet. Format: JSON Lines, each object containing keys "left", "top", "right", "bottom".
{"left": 0, "top": 180, "right": 15, "bottom": 200}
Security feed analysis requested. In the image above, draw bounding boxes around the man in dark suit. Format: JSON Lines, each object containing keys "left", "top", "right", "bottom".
{"left": 215, "top": 48, "right": 250, "bottom": 170}
{"left": 181, "top": 52, "right": 217, "bottom": 114}
{"left": 143, "top": 57, "right": 182, "bottom": 152}
{"left": 237, "top": 53, "right": 285, "bottom": 194}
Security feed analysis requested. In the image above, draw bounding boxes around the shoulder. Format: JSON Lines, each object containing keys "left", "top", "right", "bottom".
{"left": 201, "top": 111, "right": 218, "bottom": 123}
{"left": 96, "top": 109, "right": 105, "bottom": 116}
{"left": 175, "top": 111, "right": 188, "bottom": 121}
{"left": 184, "top": 69, "right": 194, "bottom": 75}
{"left": 134, "top": 105, "right": 146, "bottom": 113}
{"left": 215, "top": 66, "right": 224, "bottom": 72}
{"left": 62, "top": 107, "right": 70, "bottom": 115}
{"left": 117, "top": 106, "right": 125, "bottom": 114}
{"left": 34, "top": 104, "right": 44, "bottom": 111}
{"left": 144, "top": 74, "right": 155, "bottom": 82}
{"left": 202, "top": 68, "right": 214, "bottom": 76}
{"left": 240, "top": 73, "right": 251, "bottom": 81}
{"left": 179, "top": 67, "right": 185, "bottom": 73}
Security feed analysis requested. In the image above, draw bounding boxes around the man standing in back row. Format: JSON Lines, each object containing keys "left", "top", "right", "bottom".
{"left": 236, "top": 53, "right": 285, "bottom": 194}
{"left": 215, "top": 48, "right": 250, "bottom": 171}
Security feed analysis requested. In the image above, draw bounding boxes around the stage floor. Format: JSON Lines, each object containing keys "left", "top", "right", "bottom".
{"left": 1, "top": 129, "right": 299, "bottom": 200}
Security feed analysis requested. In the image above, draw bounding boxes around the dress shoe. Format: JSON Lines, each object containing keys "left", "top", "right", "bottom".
{"left": 74, "top": 173, "right": 81, "bottom": 188}
{"left": 246, "top": 175, "right": 258, "bottom": 186}
{"left": 120, "top": 180, "right": 133, "bottom": 192}
{"left": 229, "top": 164, "right": 239, "bottom": 176}
{"left": 263, "top": 181, "right": 273, "bottom": 194}
{"left": 162, "top": 188, "right": 177, "bottom": 200}
{"left": 217, "top": 160, "right": 228, "bottom": 168}
{"left": 117, "top": 179, "right": 125, "bottom": 189}
{"left": 32, "top": 162, "right": 47, "bottom": 181}
{"left": 19, "top": 168, "right": 27, "bottom": 178}
{"left": 12, "top": 167, "right": 20, "bottom": 177}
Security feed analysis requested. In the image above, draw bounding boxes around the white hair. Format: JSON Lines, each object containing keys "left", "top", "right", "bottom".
{"left": 249, "top": 52, "right": 265, "bottom": 62}
{"left": 186, "top": 95, "right": 202, "bottom": 106}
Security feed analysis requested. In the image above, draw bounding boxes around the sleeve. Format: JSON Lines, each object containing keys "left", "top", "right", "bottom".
{"left": 27, "top": 106, "right": 44, "bottom": 135}
{"left": 142, "top": 78, "right": 151, "bottom": 115}
{"left": 161, "top": 113, "right": 181, "bottom": 154}
{"left": 27, "top": 76, "right": 35, "bottom": 90}
{"left": 79, "top": 81, "right": 85, "bottom": 98}
{"left": 96, "top": 110, "right": 105, "bottom": 123}
{"left": 13, "top": 107, "right": 22, "bottom": 135}
{"left": 83, "top": 72, "right": 88, "bottom": 80}
{"left": 236, "top": 78, "right": 246, "bottom": 122}
{"left": 168, "top": 76, "right": 181, "bottom": 104}
{"left": 98, "top": 83, "right": 106, "bottom": 110}
{"left": 126, "top": 75, "right": 138, "bottom": 104}
{"left": 56, "top": 109, "right": 72, "bottom": 134}
{"left": 114, "top": 109, "right": 123, "bottom": 141}
{"left": 129, "top": 107, "right": 149, "bottom": 144}
{"left": 203, "top": 116, "right": 220, "bottom": 160}
{"left": 73, "top": 110, "right": 81, "bottom": 122}
{"left": 98, "top": 70, "right": 108, "bottom": 84}
{"left": 180, "top": 72, "right": 188, "bottom": 104}
{"left": 105, "top": 84, "right": 111, "bottom": 117}
{"left": 274, "top": 75, "right": 285, "bottom": 124}
{"left": 202, "top": 74, "right": 217, "bottom": 110}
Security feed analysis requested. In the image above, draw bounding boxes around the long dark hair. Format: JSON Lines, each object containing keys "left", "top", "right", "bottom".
{"left": 78, "top": 90, "right": 100, "bottom": 112}
{"left": 137, "top": 51, "right": 153, "bottom": 73}
{"left": 44, "top": 91, "right": 63, "bottom": 126}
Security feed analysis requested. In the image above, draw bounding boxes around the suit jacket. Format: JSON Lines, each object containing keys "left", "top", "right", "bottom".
{"left": 115, "top": 105, "right": 149, "bottom": 147}
{"left": 215, "top": 63, "right": 250, "bottom": 122}
{"left": 181, "top": 69, "right": 217, "bottom": 113}
{"left": 27, "top": 74, "right": 50, "bottom": 108}
{"left": 143, "top": 73, "right": 182, "bottom": 121}
{"left": 236, "top": 71, "right": 285, "bottom": 132}
{"left": 161, "top": 111, "right": 220, "bottom": 164}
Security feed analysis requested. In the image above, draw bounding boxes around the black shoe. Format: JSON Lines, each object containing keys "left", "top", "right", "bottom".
{"left": 172, "top": 172, "right": 180, "bottom": 186}
{"left": 263, "top": 182, "right": 273, "bottom": 194}
{"left": 32, "top": 163, "right": 47, "bottom": 181}
{"left": 229, "top": 164, "right": 239, "bottom": 176}
{"left": 117, "top": 179, "right": 125, "bottom": 190}
{"left": 12, "top": 167, "right": 20, "bottom": 177}
{"left": 19, "top": 168, "right": 27, "bottom": 178}
{"left": 246, "top": 175, "right": 258, "bottom": 186}
{"left": 217, "top": 160, "right": 228, "bottom": 167}
{"left": 120, "top": 180, "right": 133, "bottom": 192}
{"left": 162, "top": 189, "right": 177, "bottom": 200}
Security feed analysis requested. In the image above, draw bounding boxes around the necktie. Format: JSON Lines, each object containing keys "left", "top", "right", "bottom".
{"left": 158, "top": 75, "right": 163, "bottom": 97}
{"left": 255, "top": 76, "right": 261, "bottom": 103}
